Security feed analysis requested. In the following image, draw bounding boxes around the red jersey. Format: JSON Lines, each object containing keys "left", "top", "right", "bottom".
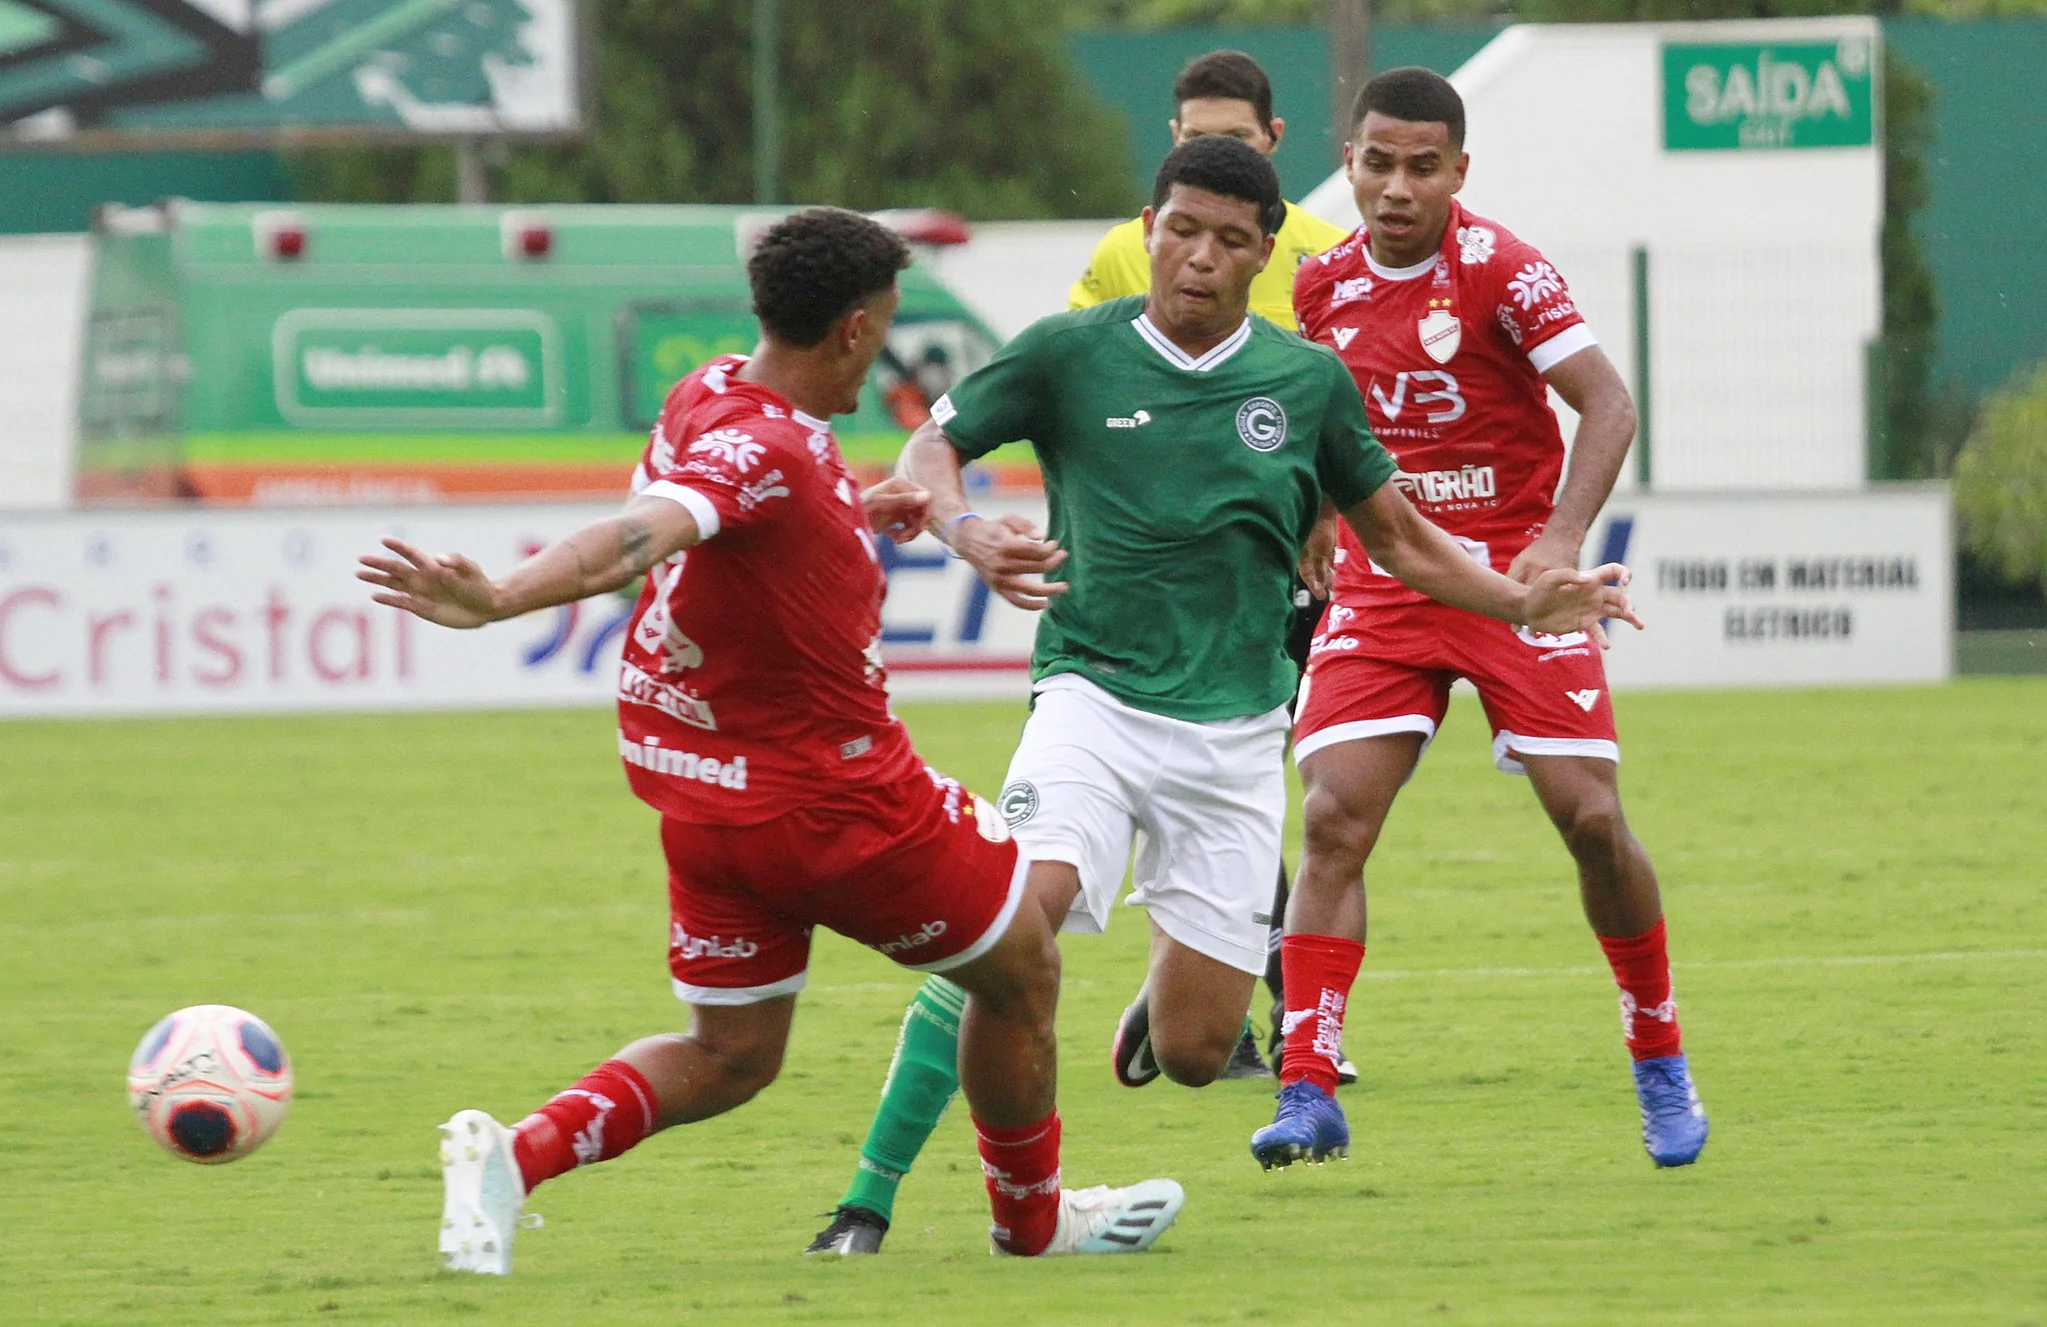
{"left": 1294, "top": 202, "right": 1596, "bottom": 609}
{"left": 617, "top": 355, "right": 920, "bottom": 825}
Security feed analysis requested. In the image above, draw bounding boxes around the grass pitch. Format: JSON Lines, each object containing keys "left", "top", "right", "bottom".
{"left": 2, "top": 682, "right": 2043, "bottom": 1325}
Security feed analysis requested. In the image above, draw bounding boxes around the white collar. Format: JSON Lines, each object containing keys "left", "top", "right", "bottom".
{"left": 1131, "top": 312, "right": 1253, "bottom": 372}
{"left": 1363, "top": 247, "right": 1441, "bottom": 282}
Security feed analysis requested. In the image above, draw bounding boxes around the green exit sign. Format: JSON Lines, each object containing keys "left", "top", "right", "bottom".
{"left": 1663, "top": 38, "right": 1878, "bottom": 151}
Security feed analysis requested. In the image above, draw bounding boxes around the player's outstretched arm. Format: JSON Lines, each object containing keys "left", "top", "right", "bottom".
{"left": 358, "top": 495, "right": 701, "bottom": 629}
{"left": 897, "top": 420, "right": 1068, "bottom": 611}
{"left": 1508, "top": 346, "right": 1637, "bottom": 584}
{"left": 1340, "top": 481, "right": 1644, "bottom": 643}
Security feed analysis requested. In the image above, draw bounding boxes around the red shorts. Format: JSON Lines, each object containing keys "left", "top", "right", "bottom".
{"left": 662, "top": 766, "right": 1025, "bottom": 1005}
{"left": 1293, "top": 598, "right": 1618, "bottom": 775}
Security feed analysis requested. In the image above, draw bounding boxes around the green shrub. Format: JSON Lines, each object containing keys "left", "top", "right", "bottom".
{"left": 1954, "top": 357, "right": 2047, "bottom": 587}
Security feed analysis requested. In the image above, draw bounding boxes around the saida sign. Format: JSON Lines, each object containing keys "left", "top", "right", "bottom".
{"left": 1663, "top": 38, "right": 1877, "bottom": 151}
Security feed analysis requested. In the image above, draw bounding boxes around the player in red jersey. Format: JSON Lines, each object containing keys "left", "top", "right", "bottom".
{"left": 359, "top": 209, "right": 1185, "bottom": 1272}
{"left": 1255, "top": 69, "right": 1709, "bottom": 1170}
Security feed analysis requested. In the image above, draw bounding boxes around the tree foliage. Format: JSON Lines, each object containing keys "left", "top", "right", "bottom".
{"left": 1953, "top": 359, "right": 2047, "bottom": 588}
{"left": 291, "top": 0, "right": 1138, "bottom": 219}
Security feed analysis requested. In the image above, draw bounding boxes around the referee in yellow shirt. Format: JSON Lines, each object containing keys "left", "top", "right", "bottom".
{"left": 1070, "top": 50, "right": 1355, "bottom": 1081}
{"left": 1068, "top": 49, "right": 1350, "bottom": 330}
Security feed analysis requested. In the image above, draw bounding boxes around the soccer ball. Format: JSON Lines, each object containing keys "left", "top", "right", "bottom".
{"left": 127, "top": 1004, "right": 294, "bottom": 1164}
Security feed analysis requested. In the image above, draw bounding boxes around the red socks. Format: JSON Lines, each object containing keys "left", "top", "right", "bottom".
{"left": 511, "top": 1059, "right": 659, "bottom": 1194}
{"left": 1277, "top": 934, "right": 1366, "bottom": 1095}
{"left": 975, "top": 1111, "right": 1062, "bottom": 1256}
{"left": 1598, "top": 918, "right": 1683, "bottom": 1061}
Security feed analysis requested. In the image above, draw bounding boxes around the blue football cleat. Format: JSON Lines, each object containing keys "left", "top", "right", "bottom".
{"left": 1633, "top": 1054, "right": 1709, "bottom": 1167}
{"left": 1249, "top": 1081, "right": 1350, "bottom": 1170}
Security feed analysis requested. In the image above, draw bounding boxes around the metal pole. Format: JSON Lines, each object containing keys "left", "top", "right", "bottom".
{"left": 753, "top": 0, "right": 781, "bottom": 205}
{"left": 1631, "top": 244, "right": 1653, "bottom": 489}
{"left": 1329, "top": 0, "right": 1371, "bottom": 164}
{"left": 455, "top": 138, "right": 490, "bottom": 204}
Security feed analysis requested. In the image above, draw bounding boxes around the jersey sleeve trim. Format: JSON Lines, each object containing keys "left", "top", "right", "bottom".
{"left": 1527, "top": 324, "right": 1597, "bottom": 374}
{"left": 640, "top": 480, "right": 722, "bottom": 541}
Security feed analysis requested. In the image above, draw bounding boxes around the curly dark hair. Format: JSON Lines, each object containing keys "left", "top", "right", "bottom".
{"left": 747, "top": 208, "right": 912, "bottom": 348}
{"left": 1150, "top": 134, "right": 1285, "bottom": 237}
{"left": 1172, "top": 50, "right": 1273, "bottom": 131}
{"left": 1351, "top": 67, "right": 1466, "bottom": 149}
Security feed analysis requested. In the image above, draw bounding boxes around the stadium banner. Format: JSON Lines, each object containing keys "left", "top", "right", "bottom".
{"left": 1587, "top": 486, "right": 1950, "bottom": 688}
{"left": 0, "top": 499, "right": 1038, "bottom": 718}
{"left": 0, "top": 488, "right": 1949, "bottom": 717}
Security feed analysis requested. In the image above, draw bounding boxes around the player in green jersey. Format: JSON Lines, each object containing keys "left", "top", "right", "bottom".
{"left": 806, "top": 135, "right": 1640, "bottom": 1256}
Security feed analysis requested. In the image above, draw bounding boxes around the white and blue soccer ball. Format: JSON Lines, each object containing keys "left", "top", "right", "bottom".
{"left": 128, "top": 1004, "right": 294, "bottom": 1164}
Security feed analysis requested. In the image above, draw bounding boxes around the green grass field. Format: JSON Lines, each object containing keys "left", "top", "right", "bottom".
{"left": 3, "top": 683, "right": 2044, "bottom": 1325}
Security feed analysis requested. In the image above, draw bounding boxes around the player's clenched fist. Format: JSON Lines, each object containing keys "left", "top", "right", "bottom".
{"left": 949, "top": 513, "right": 1070, "bottom": 612}
{"left": 1523, "top": 561, "right": 1644, "bottom": 648}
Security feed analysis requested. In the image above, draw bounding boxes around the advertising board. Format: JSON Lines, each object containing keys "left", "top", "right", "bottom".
{"left": 0, "top": 500, "right": 1037, "bottom": 718}
{"left": 0, "top": 489, "right": 1950, "bottom": 718}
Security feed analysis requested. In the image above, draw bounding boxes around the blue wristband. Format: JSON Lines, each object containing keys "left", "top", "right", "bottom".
{"left": 941, "top": 511, "right": 984, "bottom": 558}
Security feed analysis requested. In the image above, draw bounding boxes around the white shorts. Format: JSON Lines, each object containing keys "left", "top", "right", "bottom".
{"left": 997, "top": 674, "right": 1289, "bottom": 976}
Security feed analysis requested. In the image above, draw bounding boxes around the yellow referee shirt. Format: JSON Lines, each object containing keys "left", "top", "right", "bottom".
{"left": 1066, "top": 200, "right": 1352, "bottom": 332}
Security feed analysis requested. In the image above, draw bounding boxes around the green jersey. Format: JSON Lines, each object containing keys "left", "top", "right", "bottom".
{"left": 933, "top": 295, "right": 1397, "bottom": 722}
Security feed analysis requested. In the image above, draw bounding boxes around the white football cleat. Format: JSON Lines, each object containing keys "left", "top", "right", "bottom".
{"left": 995, "top": 1179, "right": 1186, "bottom": 1256}
{"left": 438, "top": 1109, "right": 525, "bottom": 1275}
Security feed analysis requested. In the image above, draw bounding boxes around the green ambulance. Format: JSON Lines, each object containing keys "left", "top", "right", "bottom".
{"left": 75, "top": 201, "right": 1020, "bottom": 505}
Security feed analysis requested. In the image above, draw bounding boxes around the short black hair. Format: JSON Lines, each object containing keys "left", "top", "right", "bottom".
{"left": 747, "top": 207, "right": 911, "bottom": 348}
{"left": 1350, "top": 66, "right": 1466, "bottom": 149}
{"left": 1151, "top": 135, "right": 1285, "bottom": 236}
{"left": 1173, "top": 50, "right": 1273, "bottom": 131}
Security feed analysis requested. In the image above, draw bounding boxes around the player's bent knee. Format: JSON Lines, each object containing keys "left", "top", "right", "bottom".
{"left": 1556, "top": 799, "right": 1627, "bottom": 863}
{"left": 1153, "top": 1033, "right": 1231, "bottom": 1088}
{"left": 1300, "top": 786, "right": 1385, "bottom": 872}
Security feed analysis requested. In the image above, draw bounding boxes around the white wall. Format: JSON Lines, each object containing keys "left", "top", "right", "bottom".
{"left": 924, "top": 221, "right": 1109, "bottom": 340}
{"left": 1304, "top": 19, "right": 1884, "bottom": 492}
{"left": 0, "top": 235, "right": 89, "bottom": 510}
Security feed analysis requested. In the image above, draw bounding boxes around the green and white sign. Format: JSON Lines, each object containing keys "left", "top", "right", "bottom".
{"left": 1663, "top": 39, "right": 1877, "bottom": 151}
{"left": 273, "top": 308, "right": 562, "bottom": 427}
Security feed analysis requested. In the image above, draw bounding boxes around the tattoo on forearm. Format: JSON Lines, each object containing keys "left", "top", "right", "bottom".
{"left": 618, "top": 518, "right": 656, "bottom": 574}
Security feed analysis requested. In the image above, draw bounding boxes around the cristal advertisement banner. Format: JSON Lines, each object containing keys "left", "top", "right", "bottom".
{"left": 0, "top": 502, "right": 1038, "bottom": 718}
{"left": 0, "top": 489, "right": 1948, "bottom": 717}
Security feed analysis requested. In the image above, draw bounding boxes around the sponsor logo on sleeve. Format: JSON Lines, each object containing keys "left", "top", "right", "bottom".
{"left": 689, "top": 428, "right": 766, "bottom": 473}
{"left": 1457, "top": 225, "right": 1497, "bottom": 266}
{"left": 1508, "top": 261, "right": 1566, "bottom": 310}
{"left": 998, "top": 780, "right": 1039, "bottom": 826}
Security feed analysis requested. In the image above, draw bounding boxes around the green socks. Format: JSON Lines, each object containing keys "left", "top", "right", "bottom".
{"left": 840, "top": 974, "right": 966, "bottom": 1222}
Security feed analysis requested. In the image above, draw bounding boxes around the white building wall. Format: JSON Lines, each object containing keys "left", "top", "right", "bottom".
{"left": 0, "top": 235, "right": 90, "bottom": 510}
